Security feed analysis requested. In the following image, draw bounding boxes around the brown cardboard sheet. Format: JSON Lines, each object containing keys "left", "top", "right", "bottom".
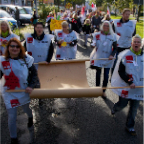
{"left": 30, "top": 59, "right": 102, "bottom": 98}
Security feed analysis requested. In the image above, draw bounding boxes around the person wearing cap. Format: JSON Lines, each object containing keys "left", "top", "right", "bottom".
{"left": 90, "top": 21, "right": 118, "bottom": 99}
{"left": 111, "top": 35, "right": 143, "bottom": 136}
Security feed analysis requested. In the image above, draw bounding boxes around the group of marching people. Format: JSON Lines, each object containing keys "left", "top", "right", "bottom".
{"left": 46, "top": 8, "right": 113, "bottom": 47}
{"left": 0, "top": 7, "right": 143, "bottom": 144}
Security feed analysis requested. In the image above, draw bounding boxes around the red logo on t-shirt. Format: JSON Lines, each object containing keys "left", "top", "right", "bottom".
{"left": 117, "top": 22, "right": 122, "bottom": 27}
{"left": 91, "top": 60, "right": 94, "bottom": 65}
{"left": 126, "top": 55, "right": 133, "bottom": 63}
{"left": 4, "top": 71, "right": 20, "bottom": 89}
{"left": 10, "top": 99, "right": 20, "bottom": 108}
{"left": 72, "top": 19, "right": 77, "bottom": 24}
{"left": 28, "top": 51, "right": 32, "bottom": 56}
{"left": 96, "top": 35, "right": 100, "bottom": 40}
{"left": 117, "top": 33, "right": 121, "bottom": 36}
{"left": 27, "top": 37, "right": 33, "bottom": 43}
{"left": 128, "top": 74, "right": 133, "bottom": 81}
{"left": 121, "top": 90, "right": 128, "bottom": 98}
{"left": 58, "top": 33, "right": 62, "bottom": 37}
{"left": 57, "top": 54, "right": 61, "bottom": 58}
{"left": 2, "top": 61, "right": 11, "bottom": 70}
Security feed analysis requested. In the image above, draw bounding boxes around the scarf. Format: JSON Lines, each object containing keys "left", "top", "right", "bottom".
{"left": 130, "top": 47, "right": 141, "bottom": 55}
{"left": 103, "top": 31, "right": 109, "bottom": 35}
{"left": 1, "top": 30, "right": 9, "bottom": 38}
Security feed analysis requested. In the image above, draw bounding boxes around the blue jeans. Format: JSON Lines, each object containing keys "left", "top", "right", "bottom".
{"left": 113, "top": 97, "right": 140, "bottom": 128}
{"left": 96, "top": 67, "right": 110, "bottom": 92}
{"left": 7, "top": 103, "right": 32, "bottom": 138}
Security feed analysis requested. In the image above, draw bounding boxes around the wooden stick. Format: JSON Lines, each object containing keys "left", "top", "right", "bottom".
{"left": 102, "top": 86, "right": 144, "bottom": 89}
{"left": 6, "top": 86, "right": 144, "bottom": 93}
{"left": 34, "top": 58, "right": 116, "bottom": 65}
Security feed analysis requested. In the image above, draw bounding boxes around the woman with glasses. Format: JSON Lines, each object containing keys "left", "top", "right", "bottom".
{"left": 90, "top": 21, "right": 118, "bottom": 99}
{"left": 111, "top": 35, "right": 143, "bottom": 136}
{"left": 0, "top": 20, "right": 20, "bottom": 55}
{"left": 0, "top": 38, "right": 38, "bottom": 144}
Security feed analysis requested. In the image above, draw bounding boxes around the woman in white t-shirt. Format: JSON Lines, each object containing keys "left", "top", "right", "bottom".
{"left": 55, "top": 21, "right": 78, "bottom": 60}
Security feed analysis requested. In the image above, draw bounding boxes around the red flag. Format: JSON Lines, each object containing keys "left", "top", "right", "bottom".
{"left": 91, "top": 2, "right": 95, "bottom": 8}
{"left": 107, "top": 6, "right": 110, "bottom": 16}
{"left": 81, "top": 6, "right": 85, "bottom": 16}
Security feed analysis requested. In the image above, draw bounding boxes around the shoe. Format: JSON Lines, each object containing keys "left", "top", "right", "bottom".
{"left": 28, "top": 117, "right": 33, "bottom": 128}
{"left": 11, "top": 138, "right": 19, "bottom": 144}
{"left": 111, "top": 107, "right": 116, "bottom": 115}
{"left": 125, "top": 127, "right": 137, "bottom": 136}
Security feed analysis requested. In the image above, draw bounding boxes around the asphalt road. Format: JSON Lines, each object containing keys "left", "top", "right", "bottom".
{"left": 0, "top": 27, "right": 143, "bottom": 144}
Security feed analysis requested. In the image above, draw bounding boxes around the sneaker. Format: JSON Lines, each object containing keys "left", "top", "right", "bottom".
{"left": 111, "top": 107, "right": 116, "bottom": 115}
{"left": 11, "top": 138, "right": 19, "bottom": 144}
{"left": 28, "top": 117, "right": 33, "bottom": 128}
{"left": 125, "top": 127, "right": 137, "bottom": 136}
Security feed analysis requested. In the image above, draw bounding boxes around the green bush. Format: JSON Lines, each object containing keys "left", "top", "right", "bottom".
{"left": 38, "top": 4, "right": 58, "bottom": 24}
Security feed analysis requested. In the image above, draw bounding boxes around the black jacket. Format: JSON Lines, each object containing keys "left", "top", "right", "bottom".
{"left": 24, "top": 32, "right": 54, "bottom": 63}
{"left": 0, "top": 57, "right": 39, "bottom": 89}
{"left": 70, "top": 18, "right": 82, "bottom": 33}
{"left": 118, "top": 49, "right": 143, "bottom": 85}
{"left": 83, "top": 24, "right": 91, "bottom": 34}
{"left": 15, "top": 9, "right": 19, "bottom": 20}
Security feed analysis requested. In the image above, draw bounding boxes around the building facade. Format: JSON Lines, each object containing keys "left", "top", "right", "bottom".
{"left": 41, "top": 0, "right": 54, "bottom": 5}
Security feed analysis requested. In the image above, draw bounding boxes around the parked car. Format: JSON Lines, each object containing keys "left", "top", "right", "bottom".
{"left": 23, "top": 6, "right": 33, "bottom": 15}
{"left": 0, "top": 5, "right": 32, "bottom": 25}
{"left": 0, "top": 9, "right": 17, "bottom": 30}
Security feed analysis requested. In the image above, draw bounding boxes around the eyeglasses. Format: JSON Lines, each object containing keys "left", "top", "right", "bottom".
{"left": 9, "top": 45, "right": 20, "bottom": 48}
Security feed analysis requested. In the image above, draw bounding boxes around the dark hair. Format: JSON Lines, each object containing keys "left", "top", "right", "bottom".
{"left": 5, "top": 38, "right": 26, "bottom": 60}
{"left": 35, "top": 22, "right": 44, "bottom": 28}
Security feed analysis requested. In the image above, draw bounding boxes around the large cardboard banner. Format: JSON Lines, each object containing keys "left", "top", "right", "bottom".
{"left": 30, "top": 60, "right": 102, "bottom": 98}
{"left": 50, "top": 19, "right": 65, "bottom": 31}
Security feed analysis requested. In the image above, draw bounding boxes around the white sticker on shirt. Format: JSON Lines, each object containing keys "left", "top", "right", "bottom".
{"left": 103, "top": 41, "right": 107, "bottom": 46}
{"left": 133, "top": 61, "right": 138, "bottom": 66}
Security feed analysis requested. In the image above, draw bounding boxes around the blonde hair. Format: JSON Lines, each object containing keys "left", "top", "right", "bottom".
{"left": 63, "top": 12, "right": 67, "bottom": 17}
{"left": 100, "top": 21, "right": 114, "bottom": 35}
{"left": 62, "top": 21, "right": 69, "bottom": 27}
{"left": 103, "top": 14, "right": 110, "bottom": 21}
{"left": 0, "top": 20, "right": 12, "bottom": 35}
{"left": 132, "top": 34, "right": 142, "bottom": 43}
{"left": 122, "top": 8, "right": 131, "bottom": 14}
{"left": 49, "top": 12, "right": 53, "bottom": 16}
{"left": 72, "top": 13, "right": 77, "bottom": 18}
{"left": 84, "top": 19, "right": 90, "bottom": 25}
